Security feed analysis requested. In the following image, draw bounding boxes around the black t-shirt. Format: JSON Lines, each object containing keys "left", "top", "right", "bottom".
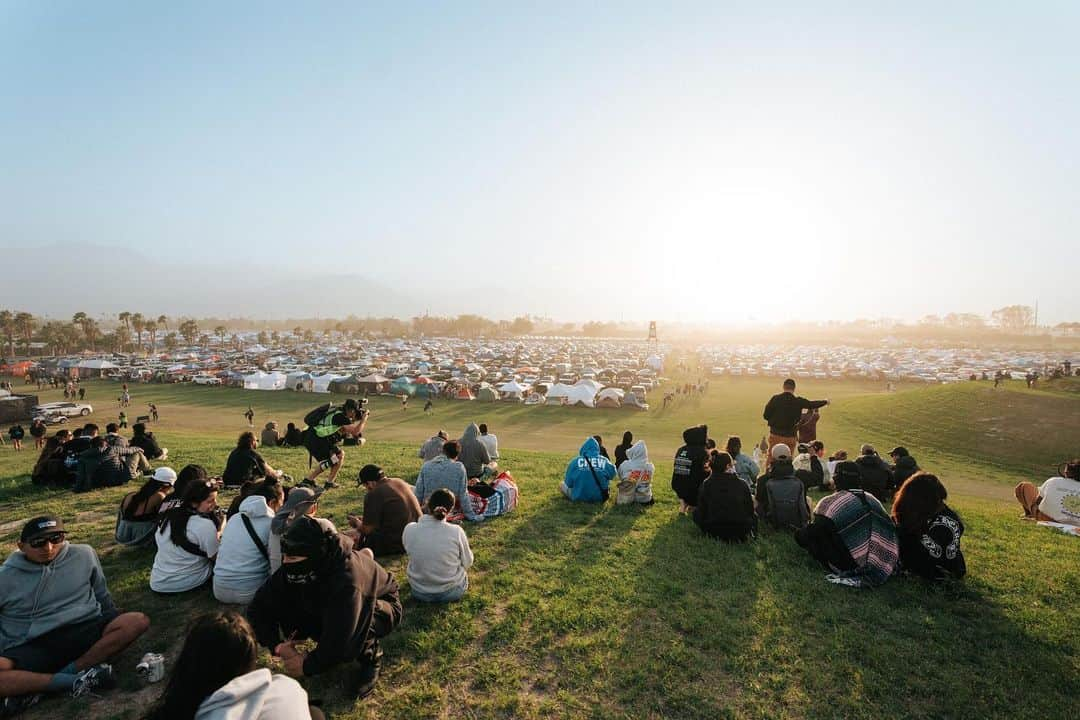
{"left": 222, "top": 447, "right": 268, "bottom": 486}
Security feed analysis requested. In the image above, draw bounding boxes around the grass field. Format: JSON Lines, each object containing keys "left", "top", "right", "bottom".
{"left": 0, "top": 374, "right": 1077, "bottom": 719}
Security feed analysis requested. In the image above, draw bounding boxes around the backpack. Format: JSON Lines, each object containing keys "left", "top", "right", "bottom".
{"left": 765, "top": 476, "right": 809, "bottom": 530}
{"left": 303, "top": 403, "right": 335, "bottom": 428}
{"left": 833, "top": 461, "right": 862, "bottom": 491}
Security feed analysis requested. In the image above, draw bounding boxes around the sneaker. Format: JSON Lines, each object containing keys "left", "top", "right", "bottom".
{"left": 323, "top": 479, "right": 340, "bottom": 490}
{"left": 0, "top": 694, "right": 42, "bottom": 717}
{"left": 71, "top": 664, "right": 115, "bottom": 698}
{"left": 355, "top": 647, "right": 383, "bottom": 699}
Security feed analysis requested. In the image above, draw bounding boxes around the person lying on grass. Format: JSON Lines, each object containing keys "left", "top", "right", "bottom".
{"left": 891, "top": 473, "right": 966, "bottom": 581}
{"left": 0, "top": 516, "right": 150, "bottom": 716}
{"left": 145, "top": 611, "right": 322, "bottom": 720}
{"left": 150, "top": 480, "right": 223, "bottom": 594}
{"left": 403, "top": 489, "right": 474, "bottom": 603}
{"left": 247, "top": 517, "right": 403, "bottom": 700}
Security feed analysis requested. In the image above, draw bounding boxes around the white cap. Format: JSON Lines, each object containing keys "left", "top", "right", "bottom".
{"left": 152, "top": 467, "right": 178, "bottom": 486}
{"left": 770, "top": 444, "right": 792, "bottom": 461}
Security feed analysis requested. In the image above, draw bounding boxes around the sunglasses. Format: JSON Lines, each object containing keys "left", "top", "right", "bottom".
{"left": 28, "top": 532, "right": 66, "bottom": 548}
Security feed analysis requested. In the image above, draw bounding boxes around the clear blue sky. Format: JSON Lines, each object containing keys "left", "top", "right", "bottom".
{"left": 2, "top": 2, "right": 1078, "bottom": 323}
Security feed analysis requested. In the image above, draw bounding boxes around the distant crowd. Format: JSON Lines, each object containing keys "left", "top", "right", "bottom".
{"left": 1, "top": 379, "right": 1078, "bottom": 719}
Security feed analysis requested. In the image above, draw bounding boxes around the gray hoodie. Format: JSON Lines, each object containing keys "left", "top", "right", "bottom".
{"left": 194, "top": 667, "right": 310, "bottom": 719}
{"left": 0, "top": 542, "right": 117, "bottom": 652}
{"left": 457, "top": 423, "right": 491, "bottom": 478}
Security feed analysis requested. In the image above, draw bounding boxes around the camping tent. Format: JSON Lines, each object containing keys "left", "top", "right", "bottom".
{"left": 477, "top": 386, "right": 499, "bottom": 403}
{"left": 356, "top": 374, "right": 390, "bottom": 395}
{"left": 453, "top": 386, "right": 475, "bottom": 400}
{"left": 311, "top": 373, "right": 348, "bottom": 393}
{"left": 646, "top": 354, "right": 664, "bottom": 372}
{"left": 564, "top": 384, "right": 597, "bottom": 408}
{"left": 574, "top": 378, "right": 604, "bottom": 394}
{"left": 328, "top": 375, "right": 361, "bottom": 394}
{"left": 390, "top": 376, "right": 415, "bottom": 396}
{"left": 596, "top": 395, "right": 622, "bottom": 408}
{"left": 498, "top": 380, "right": 529, "bottom": 400}
{"left": 286, "top": 372, "right": 314, "bottom": 392}
{"left": 242, "top": 371, "right": 287, "bottom": 391}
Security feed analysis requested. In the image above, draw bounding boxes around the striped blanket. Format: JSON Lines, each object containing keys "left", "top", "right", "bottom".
{"left": 816, "top": 489, "right": 899, "bottom": 587}
{"left": 466, "top": 471, "right": 520, "bottom": 521}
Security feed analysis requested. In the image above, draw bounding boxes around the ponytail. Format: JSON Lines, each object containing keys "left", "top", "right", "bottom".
{"left": 427, "top": 488, "right": 455, "bottom": 521}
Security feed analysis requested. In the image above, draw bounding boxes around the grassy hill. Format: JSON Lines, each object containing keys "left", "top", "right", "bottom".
{"left": 0, "top": 376, "right": 1077, "bottom": 719}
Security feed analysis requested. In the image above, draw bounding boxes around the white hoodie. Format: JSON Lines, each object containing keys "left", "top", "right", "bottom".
{"left": 213, "top": 496, "right": 275, "bottom": 602}
{"left": 195, "top": 668, "right": 310, "bottom": 719}
{"left": 616, "top": 441, "right": 654, "bottom": 504}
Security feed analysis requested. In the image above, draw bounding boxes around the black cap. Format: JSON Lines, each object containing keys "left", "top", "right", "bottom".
{"left": 343, "top": 398, "right": 359, "bottom": 413}
{"left": 889, "top": 446, "right": 909, "bottom": 457}
{"left": 281, "top": 516, "right": 331, "bottom": 559}
{"left": 21, "top": 515, "right": 66, "bottom": 543}
{"left": 358, "top": 464, "right": 385, "bottom": 484}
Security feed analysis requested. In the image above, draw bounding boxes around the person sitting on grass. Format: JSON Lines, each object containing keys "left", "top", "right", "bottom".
{"left": 213, "top": 479, "right": 285, "bottom": 605}
{"left": 282, "top": 422, "right": 304, "bottom": 448}
{"left": 103, "top": 423, "right": 128, "bottom": 447}
{"left": 889, "top": 446, "right": 920, "bottom": 489}
{"left": 694, "top": 451, "right": 757, "bottom": 543}
{"left": 130, "top": 423, "right": 167, "bottom": 461}
{"left": 754, "top": 444, "right": 809, "bottom": 529}
{"left": 268, "top": 486, "right": 331, "bottom": 574}
{"left": 348, "top": 465, "right": 422, "bottom": 557}
{"left": 891, "top": 473, "right": 966, "bottom": 581}
{"left": 1015, "top": 459, "right": 1080, "bottom": 526}
{"left": 74, "top": 436, "right": 151, "bottom": 493}
{"left": 672, "top": 425, "right": 709, "bottom": 513}
{"left": 725, "top": 436, "right": 760, "bottom": 492}
{"left": 145, "top": 611, "right": 320, "bottom": 720}
{"left": 0, "top": 516, "right": 150, "bottom": 716}
{"left": 301, "top": 399, "right": 368, "bottom": 490}
{"left": 477, "top": 423, "right": 500, "bottom": 461}
{"left": 794, "top": 471, "right": 899, "bottom": 588}
{"left": 613, "top": 431, "right": 634, "bottom": 468}
{"left": 222, "top": 432, "right": 282, "bottom": 488}
{"left": 417, "top": 430, "right": 449, "bottom": 462}
{"left": 457, "top": 423, "right": 494, "bottom": 480}
{"left": 561, "top": 436, "right": 616, "bottom": 503}
{"left": 403, "top": 489, "right": 474, "bottom": 603}
{"left": 115, "top": 467, "right": 177, "bottom": 547}
{"left": 150, "top": 480, "right": 223, "bottom": 594}
{"left": 616, "top": 440, "right": 654, "bottom": 505}
{"left": 260, "top": 421, "right": 283, "bottom": 448}
{"left": 247, "top": 517, "right": 403, "bottom": 700}
{"left": 853, "top": 444, "right": 894, "bottom": 500}
{"left": 31, "top": 435, "right": 68, "bottom": 486}
{"left": 159, "top": 464, "right": 211, "bottom": 515}
{"left": 413, "top": 441, "right": 470, "bottom": 517}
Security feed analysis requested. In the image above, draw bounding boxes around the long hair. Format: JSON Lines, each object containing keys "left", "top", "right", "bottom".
{"left": 144, "top": 611, "right": 258, "bottom": 720}
{"left": 33, "top": 436, "right": 63, "bottom": 474}
{"left": 708, "top": 450, "right": 733, "bottom": 474}
{"left": 175, "top": 464, "right": 208, "bottom": 499}
{"left": 160, "top": 480, "right": 216, "bottom": 546}
{"left": 427, "top": 489, "right": 455, "bottom": 521}
{"left": 124, "top": 478, "right": 172, "bottom": 519}
{"left": 891, "top": 472, "right": 947, "bottom": 534}
{"left": 236, "top": 431, "right": 256, "bottom": 450}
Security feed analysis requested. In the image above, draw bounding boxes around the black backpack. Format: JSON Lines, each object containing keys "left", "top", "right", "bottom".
{"left": 765, "top": 476, "right": 809, "bottom": 530}
{"left": 303, "top": 403, "right": 335, "bottom": 428}
{"left": 833, "top": 461, "right": 863, "bottom": 491}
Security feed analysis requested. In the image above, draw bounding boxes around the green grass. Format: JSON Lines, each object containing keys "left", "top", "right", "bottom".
{"left": 0, "top": 374, "right": 1077, "bottom": 719}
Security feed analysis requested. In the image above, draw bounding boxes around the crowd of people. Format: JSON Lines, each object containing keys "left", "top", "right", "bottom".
{"left": 2, "top": 379, "right": 1077, "bottom": 718}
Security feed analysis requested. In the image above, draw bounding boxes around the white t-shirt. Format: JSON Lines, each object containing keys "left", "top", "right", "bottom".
{"left": 1039, "top": 476, "right": 1080, "bottom": 526}
{"left": 150, "top": 514, "right": 220, "bottom": 593}
{"left": 213, "top": 496, "right": 274, "bottom": 600}
{"left": 402, "top": 515, "right": 473, "bottom": 595}
{"left": 478, "top": 433, "right": 499, "bottom": 460}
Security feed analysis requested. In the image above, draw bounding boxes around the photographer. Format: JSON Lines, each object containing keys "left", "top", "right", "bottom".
{"left": 302, "top": 399, "right": 368, "bottom": 489}
{"left": 149, "top": 480, "right": 223, "bottom": 594}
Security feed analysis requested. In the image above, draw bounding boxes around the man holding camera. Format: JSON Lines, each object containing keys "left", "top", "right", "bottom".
{"left": 302, "top": 398, "right": 368, "bottom": 489}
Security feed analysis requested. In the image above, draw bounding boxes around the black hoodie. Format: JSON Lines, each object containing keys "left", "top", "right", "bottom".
{"left": 247, "top": 534, "right": 403, "bottom": 676}
{"left": 694, "top": 471, "right": 757, "bottom": 541}
{"left": 672, "top": 425, "right": 709, "bottom": 505}
{"left": 891, "top": 455, "right": 920, "bottom": 489}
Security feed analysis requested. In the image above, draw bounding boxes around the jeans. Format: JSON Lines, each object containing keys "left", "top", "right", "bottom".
{"left": 411, "top": 579, "right": 467, "bottom": 603}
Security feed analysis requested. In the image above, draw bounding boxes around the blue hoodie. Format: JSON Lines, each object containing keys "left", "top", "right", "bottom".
{"left": 563, "top": 437, "right": 616, "bottom": 502}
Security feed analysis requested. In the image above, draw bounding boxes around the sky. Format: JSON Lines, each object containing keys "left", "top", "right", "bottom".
{"left": 2, "top": 2, "right": 1078, "bottom": 324}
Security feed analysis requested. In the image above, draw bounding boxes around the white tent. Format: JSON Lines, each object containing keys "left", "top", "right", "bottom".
{"left": 564, "top": 384, "right": 597, "bottom": 407}
{"left": 498, "top": 380, "right": 530, "bottom": 399}
{"left": 646, "top": 354, "right": 664, "bottom": 371}
{"left": 597, "top": 387, "right": 625, "bottom": 401}
{"left": 311, "top": 373, "right": 348, "bottom": 393}
{"left": 77, "top": 359, "right": 119, "bottom": 370}
{"left": 243, "top": 371, "right": 287, "bottom": 391}
{"left": 574, "top": 378, "right": 604, "bottom": 394}
{"left": 286, "top": 371, "right": 314, "bottom": 392}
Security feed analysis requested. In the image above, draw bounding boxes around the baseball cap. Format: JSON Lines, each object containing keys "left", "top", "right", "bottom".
{"left": 153, "top": 467, "right": 178, "bottom": 486}
{"left": 21, "top": 515, "right": 66, "bottom": 543}
{"left": 358, "top": 464, "right": 385, "bottom": 484}
{"left": 282, "top": 485, "right": 324, "bottom": 515}
{"left": 770, "top": 444, "right": 792, "bottom": 461}
{"left": 281, "top": 515, "right": 332, "bottom": 559}
{"left": 889, "top": 446, "right": 909, "bottom": 458}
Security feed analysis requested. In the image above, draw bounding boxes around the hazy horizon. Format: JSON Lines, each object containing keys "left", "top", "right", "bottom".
{"left": 3, "top": 3, "right": 1078, "bottom": 323}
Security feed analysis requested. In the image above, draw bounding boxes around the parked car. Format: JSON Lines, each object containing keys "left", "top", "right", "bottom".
{"left": 33, "top": 412, "right": 68, "bottom": 425}
{"left": 32, "top": 402, "right": 93, "bottom": 418}
{"left": 193, "top": 374, "right": 222, "bottom": 386}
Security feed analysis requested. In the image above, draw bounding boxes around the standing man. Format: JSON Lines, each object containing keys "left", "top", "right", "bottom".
{"left": 302, "top": 398, "right": 368, "bottom": 489}
{"left": 762, "top": 379, "right": 828, "bottom": 468}
{"left": 244, "top": 406, "right": 255, "bottom": 428}
{"left": 0, "top": 516, "right": 150, "bottom": 714}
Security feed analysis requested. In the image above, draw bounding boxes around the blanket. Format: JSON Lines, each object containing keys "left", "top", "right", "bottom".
{"left": 466, "top": 471, "right": 519, "bottom": 521}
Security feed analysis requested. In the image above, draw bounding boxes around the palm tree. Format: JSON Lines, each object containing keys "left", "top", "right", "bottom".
{"left": 163, "top": 332, "right": 179, "bottom": 352}
{"left": 14, "top": 312, "right": 35, "bottom": 354}
{"left": 179, "top": 319, "right": 199, "bottom": 345}
{"left": 199, "top": 333, "right": 210, "bottom": 350}
{"left": 118, "top": 312, "right": 132, "bottom": 351}
{"left": 214, "top": 325, "right": 227, "bottom": 347}
{"left": 157, "top": 315, "right": 169, "bottom": 333}
{"left": 131, "top": 313, "right": 145, "bottom": 351}
{"left": 270, "top": 330, "right": 280, "bottom": 344}
{"left": 0, "top": 310, "right": 15, "bottom": 358}
{"left": 145, "top": 318, "right": 159, "bottom": 352}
